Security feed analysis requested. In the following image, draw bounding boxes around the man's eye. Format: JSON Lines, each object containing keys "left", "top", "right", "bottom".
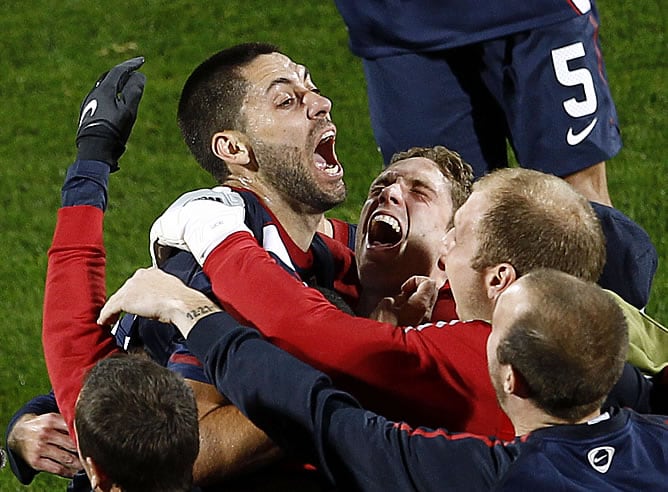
{"left": 412, "top": 188, "right": 430, "bottom": 198}
{"left": 279, "top": 97, "right": 295, "bottom": 107}
{"left": 369, "top": 186, "right": 383, "bottom": 197}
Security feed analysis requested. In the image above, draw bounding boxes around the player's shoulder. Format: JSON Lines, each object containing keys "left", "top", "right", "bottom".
{"left": 404, "top": 318, "right": 491, "bottom": 336}
{"left": 624, "top": 407, "right": 668, "bottom": 430}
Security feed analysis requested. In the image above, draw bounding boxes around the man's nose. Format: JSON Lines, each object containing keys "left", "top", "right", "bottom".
{"left": 306, "top": 91, "right": 332, "bottom": 119}
{"left": 378, "top": 183, "right": 404, "bottom": 206}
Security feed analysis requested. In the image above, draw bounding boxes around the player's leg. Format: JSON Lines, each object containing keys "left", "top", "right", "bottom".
{"left": 484, "top": 12, "right": 621, "bottom": 205}
{"left": 361, "top": 49, "right": 508, "bottom": 176}
{"left": 563, "top": 161, "right": 611, "bottom": 206}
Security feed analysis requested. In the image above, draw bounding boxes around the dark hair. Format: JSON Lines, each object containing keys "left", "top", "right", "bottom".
{"left": 75, "top": 354, "right": 199, "bottom": 492}
{"left": 178, "top": 42, "right": 279, "bottom": 181}
{"left": 390, "top": 145, "right": 474, "bottom": 223}
{"left": 496, "top": 269, "right": 628, "bottom": 421}
{"left": 471, "top": 168, "right": 605, "bottom": 282}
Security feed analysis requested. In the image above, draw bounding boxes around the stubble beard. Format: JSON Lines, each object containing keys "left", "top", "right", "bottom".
{"left": 253, "top": 139, "right": 346, "bottom": 214}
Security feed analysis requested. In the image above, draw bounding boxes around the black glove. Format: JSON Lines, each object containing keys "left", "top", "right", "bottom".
{"left": 76, "top": 56, "right": 146, "bottom": 171}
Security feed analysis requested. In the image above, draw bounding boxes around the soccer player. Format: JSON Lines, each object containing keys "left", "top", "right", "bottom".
{"left": 352, "top": 146, "right": 472, "bottom": 323}
{"left": 149, "top": 43, "right": 358, "bottom": 486}
{"left": 333, "top": 1, "right": 618, "bottom": 206}
{"left": 99, "top": 267, "right": 668, "bottom": 491}
{"left": 141, "top": 144, "right": 479, "bottom": 484}
{"left": 41, "top": 58, "right": 199, "bottom": 491}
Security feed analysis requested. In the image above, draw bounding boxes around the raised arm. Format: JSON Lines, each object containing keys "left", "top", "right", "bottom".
{"left": 42, "top": 57, "right": 145, "bottom": 437}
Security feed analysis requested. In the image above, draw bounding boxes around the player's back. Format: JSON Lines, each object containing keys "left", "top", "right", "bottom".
{"left": 497, "top": 408, "right": 668, "bottom": 490}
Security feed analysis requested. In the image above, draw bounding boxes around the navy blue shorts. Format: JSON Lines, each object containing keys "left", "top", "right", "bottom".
{"left": 362, "top": 12, "right": 622, "bottom": 177}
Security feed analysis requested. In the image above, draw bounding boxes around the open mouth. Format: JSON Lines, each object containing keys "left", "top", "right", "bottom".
{"left": 367, "top": 213, "right": 403, "bottom": 248}
{"left": 314, "top": 129, "right": 343, "bottom": 177}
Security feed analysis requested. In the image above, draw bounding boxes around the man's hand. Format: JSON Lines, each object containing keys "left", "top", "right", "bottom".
{"left": 370, "top": 276, "right": 438, "bottom": 326}
{"left": 7, "top": 413, "right": 81, "bottom": 478}
{"left": 76, "top": 56, "right": 146, "bottom": 171}
{"left": 150, "top": 186, "right": 251, "bottom": 266}
{"left": 98, "top": 267, "right": 220, "bottom": 338}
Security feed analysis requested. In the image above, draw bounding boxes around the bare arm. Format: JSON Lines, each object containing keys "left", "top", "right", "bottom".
{"left": 187, "top": 379, "right": 283, "bottom": 485}
{"left": 97, "top": 268, "right": 289, "bottom": 485}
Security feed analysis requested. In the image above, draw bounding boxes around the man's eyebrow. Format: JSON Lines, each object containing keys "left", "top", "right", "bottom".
{"left": 370, "top": 171, "right": 394, "bottom": 187}
{"left": 410, "top": 177, "right": 436, "bottom": 189}
{"left": 265, "top": 68, "right": 313, "bottom": 94}
{"left": 265, "top": 77, "right": 293, "bottom": 94}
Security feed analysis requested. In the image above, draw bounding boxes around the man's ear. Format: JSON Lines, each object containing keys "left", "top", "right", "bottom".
{"left": 484, "top": 263, "right": 517, "bottom": 303}
{"left": 508, "top": 366, "right": 531, "bottom": 399}
{"left": 211, "top": 131, "right": 253, "bottom": 167}
{"left": 86, "top": 456, "right": 115, "bottom": 491}
{"left": 435, "top": 253, "right": 449, "bottom": 288}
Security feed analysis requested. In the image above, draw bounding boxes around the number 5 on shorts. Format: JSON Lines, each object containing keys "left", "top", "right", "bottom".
{"left": 551, "top": 42, "right": 598, "bottom": 145}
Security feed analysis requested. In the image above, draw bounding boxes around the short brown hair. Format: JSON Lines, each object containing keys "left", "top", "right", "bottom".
{"left": 76, "top": 354, "right": 199, "bottom": 492}
{"left": 178, "top": 43, "right": 279, "bottom": 182}
{"left": 471, "top": 168, "right": 605, "bottom": 281}
{"left": 390, "top": 145, "right": 474, "bottom": 216}
{"left": 496, "top": 269, "right": 628, "bottom": 421}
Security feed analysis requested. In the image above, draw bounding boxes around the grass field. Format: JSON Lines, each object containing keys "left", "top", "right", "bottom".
{"left": 0, "top": 1, "right": 665, "bottom": 490}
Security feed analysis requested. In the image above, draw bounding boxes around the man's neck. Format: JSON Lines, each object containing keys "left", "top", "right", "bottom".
{"left": 355, "top": 289, "right": 387, "bottom": 318}
{"left": 355, "top": 269, "right": 447, "bottom": 319}
{"left": 225, "top": 176, "right": 322, "bottom": 251}
{"left": 509, "top": 400, "right": 602, "bottom": 437}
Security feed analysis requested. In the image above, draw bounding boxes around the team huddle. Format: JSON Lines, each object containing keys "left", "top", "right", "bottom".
{"left": 4, "top": 4, "right": 668, "bottom": 492}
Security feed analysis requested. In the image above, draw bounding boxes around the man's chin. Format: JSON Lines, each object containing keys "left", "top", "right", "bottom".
{"left": 319, "top": 181, "right": 347, "bottom": 209}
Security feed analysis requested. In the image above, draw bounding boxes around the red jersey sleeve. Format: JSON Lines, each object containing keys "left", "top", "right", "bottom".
{"left": 42, "top": 206, "right": 120, "bottom": 439}
{"left": 204, "top": 233, "right": 514, "bottom": 438}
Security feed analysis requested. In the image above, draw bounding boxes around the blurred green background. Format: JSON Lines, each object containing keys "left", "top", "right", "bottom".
{"left": 0, "top": 1, "right": 665, "bottom": 489}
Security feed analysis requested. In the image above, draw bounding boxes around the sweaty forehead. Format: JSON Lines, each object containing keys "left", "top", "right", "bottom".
{"left": 242, "top": 52, "right": 309, "bottom": 90}
{"left": 373, "top": 157, "right": 448, "bottom": 187}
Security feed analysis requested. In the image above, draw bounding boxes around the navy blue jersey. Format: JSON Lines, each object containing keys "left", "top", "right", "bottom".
{"left": 187, "top": 312, "right": 668, "bottom": 491}
{"left": 335, "top": 0, "right": 596, "bottom": 57}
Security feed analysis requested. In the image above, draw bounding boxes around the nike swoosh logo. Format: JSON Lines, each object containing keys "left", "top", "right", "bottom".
{"left": 587, "top": 446, "right": 615, "bottom": 474}
{"left": 594, "top": 454, "right": 607, "bottom": 465}
{"left": 78, "top": 99, "right": 98, "bottom": 128}
{"left": 566, "top": 117, "right": 598, "bottom": 146}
